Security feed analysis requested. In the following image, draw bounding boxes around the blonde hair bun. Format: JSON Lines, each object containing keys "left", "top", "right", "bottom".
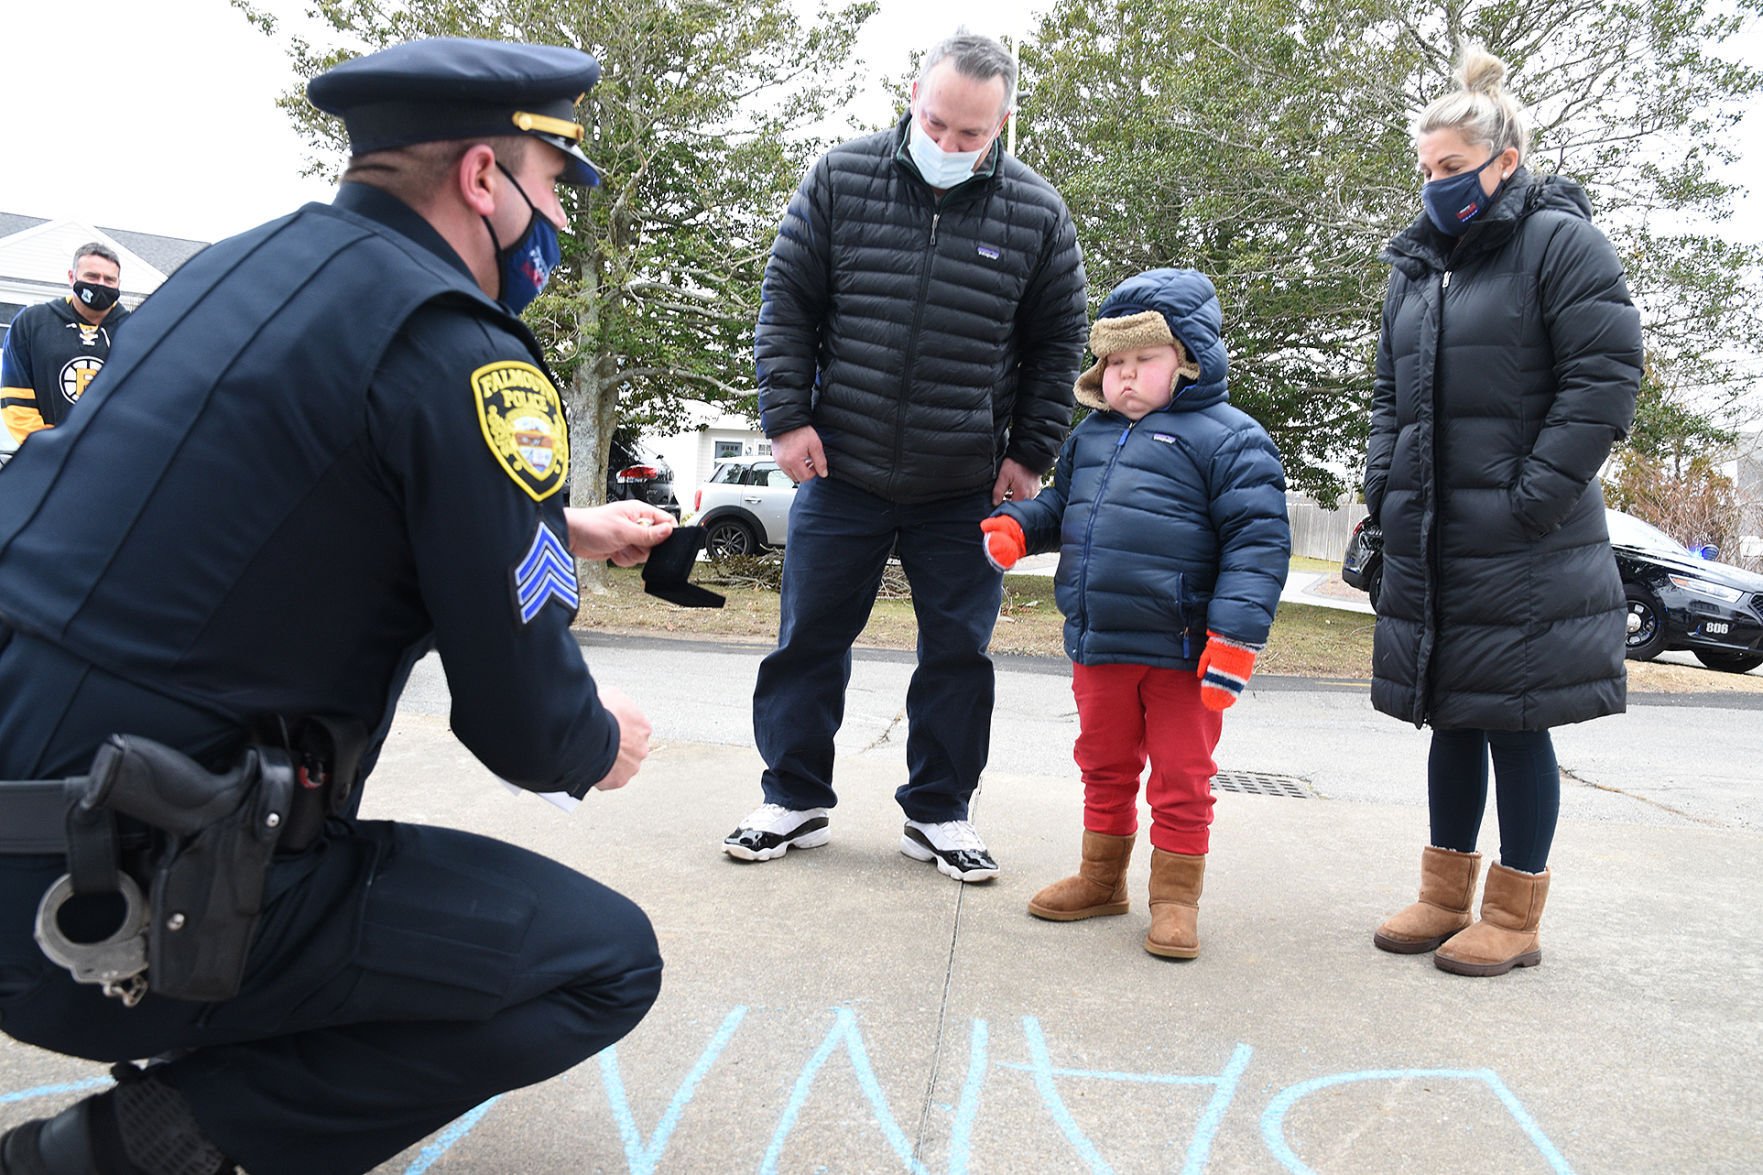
{"left": 1457, "top": 46, "right": 1508, "bottom": 95}
{"left": 1415, "top": 40, "right": 1528, "bottom": 162}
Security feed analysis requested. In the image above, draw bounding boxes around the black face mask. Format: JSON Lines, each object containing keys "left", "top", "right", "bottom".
{"left": 73, "top": 281, "right": 120, "bottom": 312}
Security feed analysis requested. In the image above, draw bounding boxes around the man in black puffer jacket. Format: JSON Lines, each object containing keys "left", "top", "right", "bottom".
{"left": 724, "top": 33, "right": 1087, "bottom": 881}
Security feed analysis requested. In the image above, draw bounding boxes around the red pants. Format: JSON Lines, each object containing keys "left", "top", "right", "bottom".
{"left": 1072, "top": 662, "right": 1223, "bottom": 855}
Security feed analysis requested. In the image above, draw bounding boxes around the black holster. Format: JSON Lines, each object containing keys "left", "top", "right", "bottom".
{"left": 68, "top": 735, "right": 294, "bottom": 1002}
{"left": 275, "top": 716, "right": 366, "bottom": 853}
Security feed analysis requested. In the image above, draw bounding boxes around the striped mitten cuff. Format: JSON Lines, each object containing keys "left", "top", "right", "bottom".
{"left": 1197, "top": 631, "right": 1263, "bottom": 711}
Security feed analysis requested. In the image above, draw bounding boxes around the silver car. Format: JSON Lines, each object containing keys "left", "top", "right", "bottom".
{"left": 688, "top": 457, "right": 796, "bottom": 557}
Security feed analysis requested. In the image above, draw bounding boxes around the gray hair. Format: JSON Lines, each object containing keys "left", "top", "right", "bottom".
{"left": 71, "top": 241, "right": 120, "bottom": 271}
{"left": 1416, "top": 43, "right": 1529, "bottom": 164}
{"left": 917, "top": 32, "right": 1016, "bottom": 118}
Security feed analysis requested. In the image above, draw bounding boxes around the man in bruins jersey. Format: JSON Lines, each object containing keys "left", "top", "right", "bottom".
{"left": 1, "top": 242, "right": 131, "bottom": 445}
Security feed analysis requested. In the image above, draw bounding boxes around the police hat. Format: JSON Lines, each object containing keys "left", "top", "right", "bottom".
{"left": 308, "top": 38, "right": 602, "bottom": 186}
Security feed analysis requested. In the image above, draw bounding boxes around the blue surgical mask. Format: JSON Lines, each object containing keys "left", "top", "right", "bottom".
{"left": 1421, "top": 154, "right": 1506, "bottom": 237}
{"left": 906, "top": 116, "right": 990, "bottom": 190}
{"left": 485, "top": 164, "right": 562, "bottom": 315}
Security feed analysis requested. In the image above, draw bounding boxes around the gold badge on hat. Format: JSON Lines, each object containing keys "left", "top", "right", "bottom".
{"left": 471, "top": 361, "right": 570, "bottom": 501}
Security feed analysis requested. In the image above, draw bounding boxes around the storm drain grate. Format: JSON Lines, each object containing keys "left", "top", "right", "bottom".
{"left": 1213, "top": 770, "right": 1312, "bottom": 799}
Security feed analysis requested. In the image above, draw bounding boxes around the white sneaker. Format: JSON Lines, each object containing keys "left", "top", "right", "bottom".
{"left": 723, "top": 803, "right": 830, "bottom": 861}
{"left": 901, "top": 819, "right": 999, "bottom": 882}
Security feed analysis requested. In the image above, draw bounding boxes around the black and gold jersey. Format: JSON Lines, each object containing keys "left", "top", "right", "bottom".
{"left": 1, "top": 295, "right": 130, "bottom": 442}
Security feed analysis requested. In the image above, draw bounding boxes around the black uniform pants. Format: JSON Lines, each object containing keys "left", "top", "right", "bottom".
{"left": 0, "top": 629, "right": 664, "bottom": 1174}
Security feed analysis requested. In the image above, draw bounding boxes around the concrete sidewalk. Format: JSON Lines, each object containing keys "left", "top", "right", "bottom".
{"left": 3, "top": 645, "right": 1759, "bottom": 1173}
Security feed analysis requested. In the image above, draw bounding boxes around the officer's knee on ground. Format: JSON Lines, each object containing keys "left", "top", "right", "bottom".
{"left": 589, "top": 891, "right": 664, "bottom": 1037}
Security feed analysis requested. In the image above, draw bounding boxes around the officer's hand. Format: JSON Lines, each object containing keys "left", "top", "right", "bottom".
{"left": 771, "top": 426, "right": 828, "bottom": 484}
{"left": 593, "top": 685, "right": 652, "bottom": 791}
{"left": 992, "top": 458, "right": 1041, "bottom": 507}
{"left": 565, "top": 502, "right": 677, "bottom": 566}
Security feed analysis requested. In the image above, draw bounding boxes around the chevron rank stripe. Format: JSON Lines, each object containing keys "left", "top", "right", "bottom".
{"left": 512, "top": 520, "right": 579, "bottom": 624}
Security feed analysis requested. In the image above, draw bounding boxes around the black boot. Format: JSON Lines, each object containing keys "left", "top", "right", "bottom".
{"left": 0, "top": 1064, "right": 233, "bottom": 1175}
{"left": 1, "top": 1098, "right": 102, "bottom": 1175}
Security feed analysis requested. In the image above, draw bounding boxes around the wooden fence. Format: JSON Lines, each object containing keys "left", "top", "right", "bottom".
{"left": 1287, "top": 494, "right": 1363, "bottom": 562}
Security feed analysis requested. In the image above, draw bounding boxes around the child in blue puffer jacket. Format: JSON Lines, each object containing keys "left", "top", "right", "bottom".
{"left": 982, "top": 268, "right": 1290, "bottom": 959}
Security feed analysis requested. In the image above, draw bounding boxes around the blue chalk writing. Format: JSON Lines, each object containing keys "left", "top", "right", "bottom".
{"left": 1019, "top": 1015, "right": 1115, "bottom": 1174}
{"left": 946, "top": 1018, "right": 989, "bottom": 1175}
{"left": 0, "top": 1011, "right": 1575, "bottom": 1173}
{"left": 763, "top": 1006, "right": 928, "bottom": 1175}
{"left": 1260, "top": 1068, "right": 1575, "bottom": 1175}
{"left": 0, "top": 1077, "right": 110, "bottom": 1105}
{"left": 1007, "top": 1019, "right": 1252, "bottom": 1175}
{"left": 402, "top": 1096, "right": 499, "bottom": 1174}
{"left": 600, "top": 1006, "right": 748, "bottom": 1175}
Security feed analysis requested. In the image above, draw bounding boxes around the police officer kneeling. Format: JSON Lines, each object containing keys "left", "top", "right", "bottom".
{"left": 0, "top": 39, "right": 673, "bottom": 1175}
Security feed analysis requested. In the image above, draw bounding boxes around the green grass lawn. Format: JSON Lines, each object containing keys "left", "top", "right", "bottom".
{"left": 575, "top": 561, "right": 1375, "bottom": 677}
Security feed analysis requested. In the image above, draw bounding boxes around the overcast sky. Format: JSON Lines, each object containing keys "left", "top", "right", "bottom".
{"left": 1, "top": 0, "right": 1756, "bottom": 246}
{"left": 0, "top": 0, "right": 1030, "bottom": 242}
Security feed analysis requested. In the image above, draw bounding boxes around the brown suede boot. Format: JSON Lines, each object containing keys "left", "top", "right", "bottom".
{"left": 1144, "top": 849, "right": 1205, "bottom": 959}
{"left": 1373, "top": 845, "right": 1480, "bottom": 954}
{"left": 1028, "top": 830, "right": 1135, "bottom": 921}
{"left": 1435, "top": 863, "right": 1549, "bottom": 976}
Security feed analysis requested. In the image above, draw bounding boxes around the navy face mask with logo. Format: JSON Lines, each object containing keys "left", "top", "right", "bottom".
{"left": 485, "top": 164, "right": 562, "bottom": 315}
{"left": 1421, "top": 154, "right": 1504, "bottom": 237}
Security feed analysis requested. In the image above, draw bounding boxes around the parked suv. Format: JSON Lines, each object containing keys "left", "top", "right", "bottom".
{"left": 606, "top": 432, "right": 680, "bottom": 518}
{"left": 688, "top": 457, "right": 795, "bottom": 557}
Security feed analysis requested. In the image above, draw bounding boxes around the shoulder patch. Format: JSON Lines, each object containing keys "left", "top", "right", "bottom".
{"left": 511, "top": 520, "right": 580, "bottom": 624}
{"left": 472, "top": 360, "right": 570, "bottom": 501}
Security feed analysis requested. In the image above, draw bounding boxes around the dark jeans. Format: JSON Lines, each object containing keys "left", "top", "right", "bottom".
{"left": 1428, "top": 727, "right": 1560, "bottom": 873}
{"left": 752, "top": 476, "right": 1003, "bottom": 822}
{"left": 0, "top": 628, "right": 663, "bottom": 1175}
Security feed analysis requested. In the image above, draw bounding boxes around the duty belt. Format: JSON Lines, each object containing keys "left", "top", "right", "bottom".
{"left": 0, "top": 736, "right": 294, "bottom": 1006}
{"left": 0, "top": 779, "right": 117, "bottom": 855}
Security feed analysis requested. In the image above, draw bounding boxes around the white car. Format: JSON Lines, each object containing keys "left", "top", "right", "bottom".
{"left": 688, "top": 457, "right": 796, "bottom": 557}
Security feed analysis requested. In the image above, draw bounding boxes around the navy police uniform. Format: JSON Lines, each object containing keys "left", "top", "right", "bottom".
{"left": 0, "top": 40, "right": 659, "bottom": 1175}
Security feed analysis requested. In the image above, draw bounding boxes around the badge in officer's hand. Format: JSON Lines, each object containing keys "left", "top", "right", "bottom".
{"left": 641, "top": 526, "right": 725, "bottom": 608}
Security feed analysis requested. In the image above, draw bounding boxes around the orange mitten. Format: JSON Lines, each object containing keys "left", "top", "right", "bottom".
{"left": 1197, "top": 631, "right": 1262, "bottom": 710}
{"left": 980, "top": 516, "right": 1027, "bottom": 571}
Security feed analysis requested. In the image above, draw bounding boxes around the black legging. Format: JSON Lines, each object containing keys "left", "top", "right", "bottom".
{"left": 1428, "top": 727, "right": 1559, "bottom": 873}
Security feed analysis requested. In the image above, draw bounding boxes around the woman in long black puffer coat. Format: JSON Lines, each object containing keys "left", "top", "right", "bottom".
{"left": 1364, "top": 44, "right": 1643, "bottom": 978}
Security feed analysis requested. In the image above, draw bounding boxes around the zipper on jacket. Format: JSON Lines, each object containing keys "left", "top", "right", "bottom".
{"left": 1073, "top": 420, "right": 1135, "bottom": 650}
{"left": 1442, "top": 271, "right": 1452, "bottom": 289}
{"left": 890, "top": 199, "right": 941, "bottom": 492}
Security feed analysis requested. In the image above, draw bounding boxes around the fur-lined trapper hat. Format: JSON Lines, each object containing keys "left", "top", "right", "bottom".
{"left": 1073, "top": 268, "right": 1227, "bottom": 412}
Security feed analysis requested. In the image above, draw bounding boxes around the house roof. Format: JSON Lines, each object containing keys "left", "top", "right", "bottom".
{"left": 0, "top": 213, "right": 47, "bottom": 240}
{"left": 0, "top": 213, "right": 210, "bottom": 301}
{"left": 101, "top": 227, "right": 209, "bottom": 275}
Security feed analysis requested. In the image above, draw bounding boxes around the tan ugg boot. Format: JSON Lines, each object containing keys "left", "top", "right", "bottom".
{"left": 1373, "top": 845, "right": 1481, "bottom": 954}
{"left": 1027, "top": 830, "right": 1135, "bottom": 921}
{"left": 1434, "top": 863, "right": 1549, "bottom": 976}
{"left": 1144, "top": 849, "right": 1205, "bottom": 959}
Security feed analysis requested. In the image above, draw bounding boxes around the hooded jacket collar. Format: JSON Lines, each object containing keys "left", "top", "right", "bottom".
{"left": 1382, "top": 168, "right": 1593, "bottom": 279}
